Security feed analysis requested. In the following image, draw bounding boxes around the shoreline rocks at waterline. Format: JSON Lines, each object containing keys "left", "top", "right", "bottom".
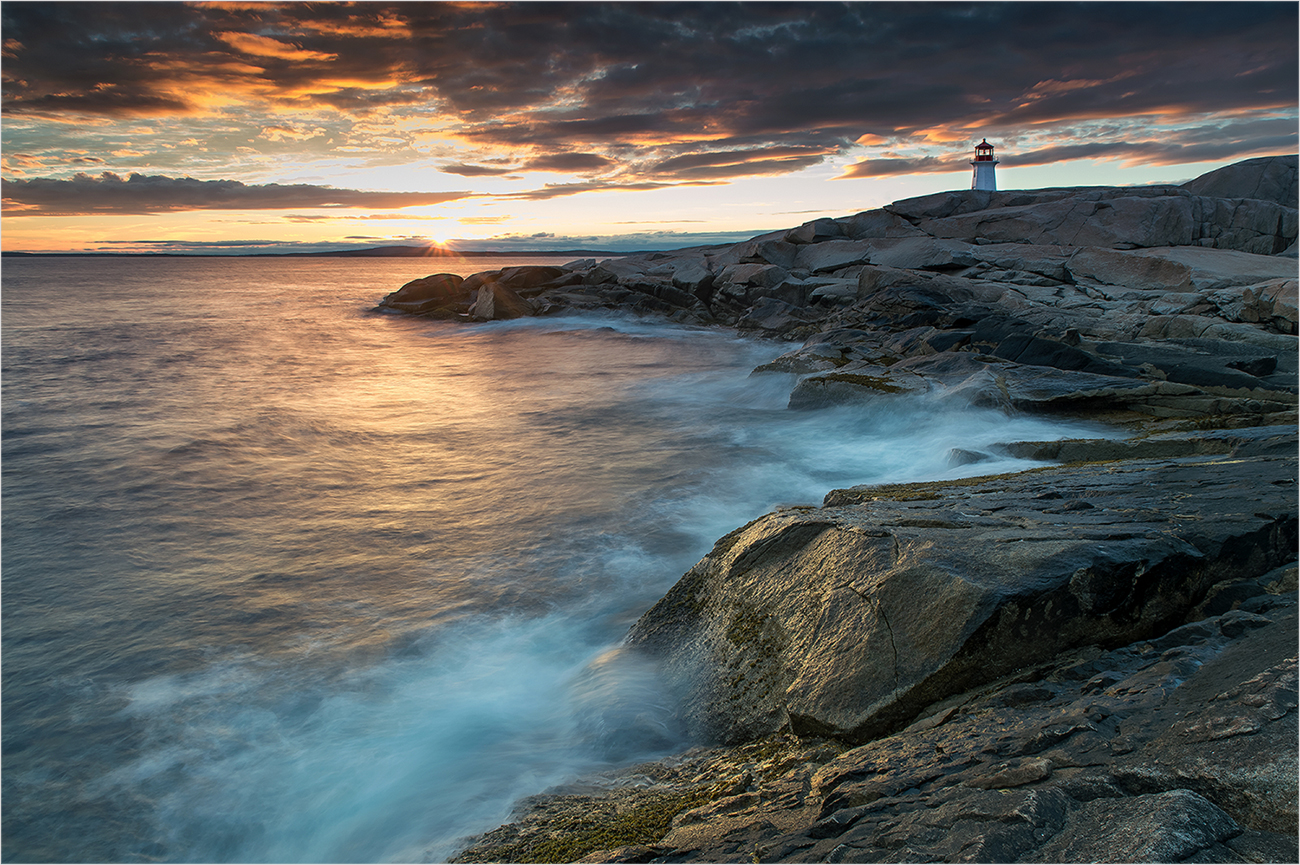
{"left": 386, "top": 156, "right": 1297, "bottom": 863}
{"left": 625, "top": 439, "right": 1296, "bottom": 749}
{"left": 376, "top": 155, "right": 1297, "bottom": 427}
{"left": 454, "top": 571, "right": 1296, "bottom": 864}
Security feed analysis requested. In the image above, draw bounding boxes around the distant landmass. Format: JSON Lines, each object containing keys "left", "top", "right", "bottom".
{"left": 281, "top": 246, "right": 646, "bottom": 258}
{"left": 2, "top": 246, "right": 645, "bottom": 258}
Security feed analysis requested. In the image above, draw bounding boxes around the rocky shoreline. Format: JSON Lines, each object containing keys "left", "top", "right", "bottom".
{"left": 376, "top": 155, "right": 1298, "bottom": 863}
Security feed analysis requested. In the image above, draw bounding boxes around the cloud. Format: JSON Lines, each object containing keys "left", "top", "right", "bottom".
{"left": 281, "top": 211, "right": 444, "bottom": 222}
{"left": 0, "top": 151, "right": 109, "bottom": 175}
{"left": 838, "top": 121, "right": 1299, "bottom": 178}
{"left": 84, "top": 237, "right": 405, "bottom": 255}
{"left": 260, "top": 125, "right": 327, "bottom": 142}
{"left": 523, "top": 152, "right": 616, "bottom": 173}
{"left": 493, "top": 179, "right": 725, "bottom": 202}
{"left": 651, "top": 146, "right": 836, "bottom": 180}
{"left": 1, "top": 2, "right": 1295, "bottom": 188}
{"left": 439, "top": 152, "right": 616, "bottom": 177}
{"left": 214, "top": 31, "right": 338, "bottom": 62}
{"left": 838, "top": 156, "right": 958, "bottom": 180}
{"left": 2, "top": 172, "right": 471, "bottom": 215}
{"left": 457, "top": 215, "right": 513, "bottom": 224}
{"left": 446, "top": 227, "right": 768, "bottom": 252}
{"left": 439, "top": 162, "right": 521, "bottom": 178}
{"left": 66, "top": 227, "right": 768, "bottom": 256}
{"left": 5, "top": 90, "right": 195, "bottom": 118}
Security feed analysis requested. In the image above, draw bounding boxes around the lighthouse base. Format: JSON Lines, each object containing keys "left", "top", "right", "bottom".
{"left": 971, "top": 161, "right": 998, "bottom": 191}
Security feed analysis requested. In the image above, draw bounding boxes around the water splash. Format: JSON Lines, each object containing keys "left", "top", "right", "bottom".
{"left": 3, "top": 258, "right": 1115, "bottom": 863}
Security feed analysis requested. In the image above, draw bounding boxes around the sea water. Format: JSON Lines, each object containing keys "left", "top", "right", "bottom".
{"left": 2, "top": 256, "right": 1109, "bottom": 862}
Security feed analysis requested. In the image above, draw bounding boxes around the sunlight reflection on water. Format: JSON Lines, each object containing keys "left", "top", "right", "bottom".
{"left": 1, "top": 258, "right": 1113, "bottom": 862}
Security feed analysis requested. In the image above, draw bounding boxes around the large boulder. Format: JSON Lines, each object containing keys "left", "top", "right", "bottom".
{"left": 1208, "top": 278, "right": 1297, "bottom": 334}
{"left": 458, "top": 590, "right": 1298, "bottom": 864}
{"left": 620, "top": 278, "right": 711, "bottom": 313}
{"left": 1137, "top": 313, "right": 1299, "bottom": 351}
{"left": 790, "top": 348, "right": 1296, "bottom": 420}
{"left": 867, "top": 236, "right": 978, "bottom": 271}
{"left": 496, "top": 265, "right": 567, "bottom": 293}
{"left": 785, "top": 217, "right": 845, "bottom": 244}
{"left": 378, "top": 272, "right": 469, "bottom": 311}
{"left": 584, "top": 258, "right": 652, "bottom": 285}
{"left": 624, "top": 448, "right": 1298, "bottom": 745}
{"left": 468, "top": 282, "right": 535, "bottom": 320}
{"left": 891, "top": 186, "right": 1296, "bottom": 256}
{"left": 669, "top": 262, "right": 716, "bottom": 297}
{"left": 1124, "top": 245, "right": 1299, "bottom": 291}
{"left": 835, "top": 209, "right": 926, "bottom": 240}
{"left": 742, "top": 239, "right": 801, "bottom": 270}
{"left": 1181, "top": 154, "right": 1299, "bottom": 207}
{"left": 792, "top": 240, "right": 875, "bottom": 274}
{"left": 968, "top": 242, "right": 1071, "bottom": 282}
{"left": 734, "top": 297, "right": 823, "bottom": 337}
{"left": 1066, "top": 247, "right": 1194, "bottom": 292}
{"left": 717, "top": 263, "right": 790, "bottom": 290}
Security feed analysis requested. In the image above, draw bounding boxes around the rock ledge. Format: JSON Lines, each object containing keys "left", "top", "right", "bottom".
{"left": 426, "top": 158, "right": 1298, "bottom": 863}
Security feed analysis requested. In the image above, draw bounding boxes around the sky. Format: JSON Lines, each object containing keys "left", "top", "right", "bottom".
{"left": 2, "top": 1, "right": 1297, "bottom": 254}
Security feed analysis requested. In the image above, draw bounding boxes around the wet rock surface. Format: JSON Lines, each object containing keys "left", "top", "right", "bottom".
{"left": 454, "top": 583, "right": 1297, "bottom": 864}
{"left": 626, "top": 443, "right": 1297, "bottom": 748}
{"left": 423, "top": 157, "right": 1298, "bottom": 863}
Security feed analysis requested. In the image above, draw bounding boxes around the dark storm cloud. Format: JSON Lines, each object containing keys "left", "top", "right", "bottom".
{"left": 439, "top": 152, "right": 616, "bottom": 176}
{"left": 6, "top": 90, "right": 194, "bottom": 116}
{"left": 651, "top": 146, "right": 836, "bottom": 180}
{"left": 2, "top": 1, "right": 1295, "bottom": 201}
{"left": 1, "top": 172, "right": 470, "bottom": 215}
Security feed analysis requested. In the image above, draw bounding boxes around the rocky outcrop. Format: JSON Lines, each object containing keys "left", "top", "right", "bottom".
{"left": 375, "top": 159, "right": 1297, "bottom": 424}
{"left": 397, "top": 157, "right": 1298, "bottom": 863}
{"left": 1181, "top": 154, "right": 1299, "bottom": 208}
{"left": 889, "top": 186, "right": 1296, "bottom": 255}
{"left": 375, "top": 266, "right": 582, "bottom": 320}
{"left": 374, "top": 272, "right": 470, "bottom": 316}
{"left": 625, "top": 437, "right": 1297, "bottom": 746}
{"left": 468, "top": 281, "right": 535, "bottom": 320}
{"left": 454, "top": 581, "right": 1298, "bottom": 864}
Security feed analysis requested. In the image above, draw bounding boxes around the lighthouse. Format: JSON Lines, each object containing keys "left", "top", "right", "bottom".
{"left": 970, "top": 139, "right": 998, "bottom": 191}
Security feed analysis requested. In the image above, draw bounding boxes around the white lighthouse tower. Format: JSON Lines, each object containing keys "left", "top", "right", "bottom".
{"left": 970, "top": 139, "right": 998, "bottom": 191}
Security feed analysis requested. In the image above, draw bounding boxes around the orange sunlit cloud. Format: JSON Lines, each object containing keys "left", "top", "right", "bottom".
{"left": 214, "top": 31, "right": 339, "bottom": 62}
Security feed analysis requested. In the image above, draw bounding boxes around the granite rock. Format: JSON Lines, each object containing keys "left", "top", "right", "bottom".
{"left": 468, "top": 282, "right": 535, "bottom": 320}
{"left": 1180, "top": 154, "right": 1299, "bottom": 207}
{"left": 384, "top": 158, "right": 1299, "bottom": 862}
{"left": 454, "top": 588, "right": 1298, "bottom": 864}
{"left": 626, "top": 443, "right": 1297, "bottom": 746}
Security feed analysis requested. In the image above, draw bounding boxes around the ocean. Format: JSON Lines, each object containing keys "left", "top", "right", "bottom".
{"left": 1, "top": 255, "right": 1107, "bottom": 862}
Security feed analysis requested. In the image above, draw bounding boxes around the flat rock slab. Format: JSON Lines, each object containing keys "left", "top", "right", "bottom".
{"left": 626, "top": 448, "right": 1297, "bottom": 746}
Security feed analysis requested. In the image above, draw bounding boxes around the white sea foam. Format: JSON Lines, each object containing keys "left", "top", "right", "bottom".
{"left": 97, "top": 393, "right": 1105, "bottom": 862}
{"left": 3, "top": 256, "right": 1114, "bottom": 862}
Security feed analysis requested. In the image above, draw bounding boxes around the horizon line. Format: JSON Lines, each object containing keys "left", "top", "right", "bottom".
{"left": 0, "top": 246, "right": 670, "bottom": 259}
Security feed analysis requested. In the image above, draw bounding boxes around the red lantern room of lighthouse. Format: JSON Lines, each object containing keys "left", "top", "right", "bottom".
{"left": 971, "top": 139, "right": 998, "bottom": 191}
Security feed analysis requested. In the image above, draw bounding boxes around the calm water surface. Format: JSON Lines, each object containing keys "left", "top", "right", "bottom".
{"left": 2, "top": 256, "right": 1106, "bottom": 862}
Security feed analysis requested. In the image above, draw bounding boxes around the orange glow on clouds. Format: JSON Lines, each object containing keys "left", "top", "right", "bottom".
{"left": 214, "top": 32, "right": 339, "bottom": 62}
{"left": 1, "top": 2, "right": 1293, "bottom": 252}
